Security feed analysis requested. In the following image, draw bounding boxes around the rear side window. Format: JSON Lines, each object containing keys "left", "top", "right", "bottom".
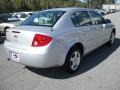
{"left": 89, "top": 11, "right": 106, "bottom": 25}
{"left": 71, "top": 11, "right": 92, "bottom": 27}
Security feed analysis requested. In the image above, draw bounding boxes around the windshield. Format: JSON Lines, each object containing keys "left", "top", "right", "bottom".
{"left": 21, "top": 11, "right": 65, "bottom": 27}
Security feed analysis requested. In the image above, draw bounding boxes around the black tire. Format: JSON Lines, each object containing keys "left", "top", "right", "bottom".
{"left": 4, "top": 27, "right": 10, "bottom": 36}
{"left": 0, "top": 31, "right": 1, "bottom": 37}
{"left": 62, "top": 47, "right": 82, "bottom": 73}
{"left": 108, "top": 32, "right": 115, "bottom": 46}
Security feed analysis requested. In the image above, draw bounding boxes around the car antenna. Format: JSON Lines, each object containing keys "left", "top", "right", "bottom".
{"left": 51, "top": 27, "right": 54, "bottom": 31}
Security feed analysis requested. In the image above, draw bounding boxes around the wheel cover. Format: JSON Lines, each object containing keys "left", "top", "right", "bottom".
{"left": 70, "top": 51, "right": 81, "bottom": 71}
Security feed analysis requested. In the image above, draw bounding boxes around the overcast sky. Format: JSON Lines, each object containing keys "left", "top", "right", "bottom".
{"left": 117, "top": 0, "right": 120, "bottom": 3}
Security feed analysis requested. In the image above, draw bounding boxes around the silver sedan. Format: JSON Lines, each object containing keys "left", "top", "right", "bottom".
{"left": 4, "top": 8, "right": 116, "bottom": 73}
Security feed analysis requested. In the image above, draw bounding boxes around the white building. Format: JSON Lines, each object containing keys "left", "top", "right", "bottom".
{"left": 102, "top": 4, "right": 120, "bottom": 11}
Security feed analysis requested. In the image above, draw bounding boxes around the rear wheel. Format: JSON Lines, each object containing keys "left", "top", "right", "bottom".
{"left": 4, "top": 27, "right": 10, "bottom": 36}
{"left": 108, "top": 32, "right": 115, "bottom": 46}
{"left": 62, "top": 47, "right": 82, "bottom": 73}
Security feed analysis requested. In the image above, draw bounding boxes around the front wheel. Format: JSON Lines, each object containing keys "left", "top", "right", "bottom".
{"left": 108, "top": 32, "right": 115, "bottom": 46}
{"left": 62, "top": 47, "right": 82, "bottom": 73}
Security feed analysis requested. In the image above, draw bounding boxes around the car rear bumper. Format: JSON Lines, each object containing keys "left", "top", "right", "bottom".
{"left": 6, "top": 52, "right": 58, "bottom": 68}
{"left": 4, "top": 41, "right": 65, "bottom": 68}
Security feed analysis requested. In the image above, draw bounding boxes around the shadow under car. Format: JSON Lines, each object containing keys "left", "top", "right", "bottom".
{"left": 16, "top": 38, "right": 120, "bottom": 79}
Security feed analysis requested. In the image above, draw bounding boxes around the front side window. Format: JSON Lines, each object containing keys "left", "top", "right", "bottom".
{"left": 20, "top": 13, "right": 28, "bottom": 18}
{"left": 89, "top": 11, "right": 106, "bottom": 25}
{"left": 29, "top": 13, "right": 34, "bottom": 15}
{"left": 71, "top": 11, "right": 92, "bottom": 27}
{"left": 21, "top": 11, "right": 65, "bottom": 27}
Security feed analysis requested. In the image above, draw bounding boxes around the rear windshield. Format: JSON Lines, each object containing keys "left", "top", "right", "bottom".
{"left": 21, "top": 11, "right": 65, "bottom": 27}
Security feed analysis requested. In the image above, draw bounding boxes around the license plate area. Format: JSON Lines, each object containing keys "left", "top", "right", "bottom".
{"left": 11, "top": 52, "right": 20, "bottom": 62}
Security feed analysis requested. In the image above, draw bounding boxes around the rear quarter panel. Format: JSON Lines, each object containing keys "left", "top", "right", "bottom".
{"left": 51, "top": 28, "right": 85, "bottom": 65}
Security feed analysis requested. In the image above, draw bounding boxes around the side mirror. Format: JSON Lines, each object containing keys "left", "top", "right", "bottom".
{"left": 106, "top": 19, "right": 111, "bottom": 23}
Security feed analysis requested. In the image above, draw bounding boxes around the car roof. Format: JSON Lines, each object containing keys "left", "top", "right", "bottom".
{"left": 19, "top": 12, "right": 34, "bottom": 14}
{"left": 43, "top": 7, "right": 93, "bottom": 12}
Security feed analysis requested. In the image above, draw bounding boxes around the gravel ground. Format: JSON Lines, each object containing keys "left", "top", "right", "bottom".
{"left": 0, "top": 12, "right": 120, "bottom": 90}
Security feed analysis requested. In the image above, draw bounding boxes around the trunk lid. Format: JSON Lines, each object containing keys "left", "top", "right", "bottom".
{"left": 6, "top": 26, "right": 52, "bottom": 47}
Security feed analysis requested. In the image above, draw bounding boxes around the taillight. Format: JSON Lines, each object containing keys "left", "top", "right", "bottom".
{"left": 32, "top": 34, "right": 52, "bottom": 47}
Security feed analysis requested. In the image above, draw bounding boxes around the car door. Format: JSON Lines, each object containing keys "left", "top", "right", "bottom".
{"left": 71, "top": 11, "right": 98, "bottom": 54}
{"left": 89, "top": 11, "right": 107, "bottom": 47}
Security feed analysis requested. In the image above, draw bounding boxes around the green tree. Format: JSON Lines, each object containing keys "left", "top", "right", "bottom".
{"left": 0, "top": 0, "right": 86, "bottom": 13}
